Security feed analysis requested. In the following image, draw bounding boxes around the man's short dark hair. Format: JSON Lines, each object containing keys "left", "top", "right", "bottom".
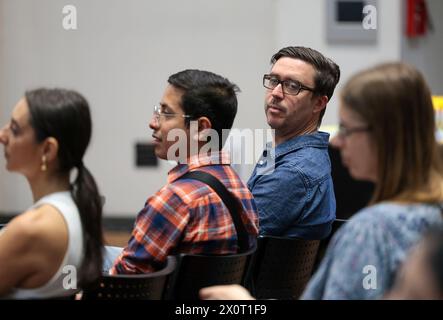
{"left": 168, "top": 69, "right": 240, "bottom": 149}
{"left": 271, "top": 46, "right": 340, "bottom": 126}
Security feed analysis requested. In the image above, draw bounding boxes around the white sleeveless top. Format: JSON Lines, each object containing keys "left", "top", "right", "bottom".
{"left": 6, "top": 191, "right": 84, "bottom": 299}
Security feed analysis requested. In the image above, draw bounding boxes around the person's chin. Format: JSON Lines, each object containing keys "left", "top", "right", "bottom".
{"left": 349, "top": 168, "right": 372, "bottom": 182}
{"left": 154, "top": 148, "right": 166, "bottom": 160}
{"left": 266, "top": 116, "right": 281, "bottom": 130}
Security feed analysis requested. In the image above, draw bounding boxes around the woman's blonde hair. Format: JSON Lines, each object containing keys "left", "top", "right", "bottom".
{"left": 341, "top": 62, "right": 443, "bottom": 204}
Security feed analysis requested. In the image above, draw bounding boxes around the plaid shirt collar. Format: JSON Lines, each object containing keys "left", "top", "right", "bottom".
{"left": 168, "top": 151, "right": 231, "bottom": 183}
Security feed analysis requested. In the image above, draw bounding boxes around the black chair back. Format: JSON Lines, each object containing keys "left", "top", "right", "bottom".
{"left": 81, "top": 256, "right": 176, "bottom": 300}
{"left": 166, "top": 246, "right": 256, "bottom": 300}
{"left": 313, "top": 218, "right": 348, "bottom": 272}
{"left": 329, "top": 145, "right": 374, "bottom": 219}
{"left": 247, "top": 236, "right": 320, "bottom": 300}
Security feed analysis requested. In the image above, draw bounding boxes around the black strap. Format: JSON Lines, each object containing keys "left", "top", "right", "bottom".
{"left": 181, "top": 170, "right": 250, "bottom": 253}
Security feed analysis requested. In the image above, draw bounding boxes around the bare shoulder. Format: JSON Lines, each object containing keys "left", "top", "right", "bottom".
{"left": 1, "top": 205, "right": 69, "bottom": 261}
{"left": 7, "top": 205, "right": 67, "bottom": 241}
{"left": 0, "top": 205, "right": 69, "bottom": 293}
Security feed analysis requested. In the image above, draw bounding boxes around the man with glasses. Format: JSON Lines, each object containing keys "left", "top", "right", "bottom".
{"left": 248, "top": 46, "right": 340, "bottom": 240}
{"left": 110, "top": 69, "right": 259, "bottom": 274}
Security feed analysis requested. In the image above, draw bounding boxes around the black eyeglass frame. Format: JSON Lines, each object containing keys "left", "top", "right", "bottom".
{"left": 263, "top": 74, "right": 316, "bottom": 96}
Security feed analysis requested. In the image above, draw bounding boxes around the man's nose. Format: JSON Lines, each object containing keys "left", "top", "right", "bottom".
{"left": 149, "top": 115, "right": 159, "bottom": 131}
{"left": 271, "top": 83, "right": 285, "bottom": 98}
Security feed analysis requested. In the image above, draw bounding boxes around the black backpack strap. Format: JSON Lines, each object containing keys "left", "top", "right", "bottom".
{"left": 181, "top": 170, "right": 250, "bottom": 253}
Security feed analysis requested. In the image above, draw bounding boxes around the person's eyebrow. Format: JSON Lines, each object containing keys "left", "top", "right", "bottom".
{"left": 269, "top": 73, "right": 300, "bottom": 83}
{"left": 159, "top": 102, "right": 173, "bottom": 112}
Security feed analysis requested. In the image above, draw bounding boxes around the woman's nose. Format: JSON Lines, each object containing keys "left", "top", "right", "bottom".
{"left": 0, "top": 125, "right": 8, "bottom": 145}
{"left": 330, "top": 134, "right": 342, "bottom": 149}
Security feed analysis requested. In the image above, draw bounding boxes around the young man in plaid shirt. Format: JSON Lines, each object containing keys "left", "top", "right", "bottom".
{"left": 110, "top": 69, "right": 259, "bottom": 274}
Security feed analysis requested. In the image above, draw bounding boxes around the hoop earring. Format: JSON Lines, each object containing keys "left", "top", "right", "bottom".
{"left": 41, "top": 155, "right": 47, "bottom": 172}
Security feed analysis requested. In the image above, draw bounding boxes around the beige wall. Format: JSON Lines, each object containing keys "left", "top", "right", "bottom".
{"left": 1, "top": 0, "right": 441, "bottom": 217}
{"left": 0, "top": 0, "right": 274, "bottom": 216}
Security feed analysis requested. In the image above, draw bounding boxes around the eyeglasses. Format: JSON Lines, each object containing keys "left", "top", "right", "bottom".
{"left": 337, "top": 123, "right": 371, "bottom": 138}
{"left": 263, "top": 74, "right": 315, "bottom": 96}
{"left": 152, "top": 105, "right": 192, "bottom": 123}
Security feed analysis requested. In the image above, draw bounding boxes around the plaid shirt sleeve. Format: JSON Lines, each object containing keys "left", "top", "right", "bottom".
{"left": 110, "top": 185, "right": 190, "bottom": 274}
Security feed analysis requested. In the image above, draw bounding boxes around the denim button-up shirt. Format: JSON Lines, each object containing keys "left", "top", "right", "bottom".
{"left": 247, "top": 131, "right": 336, "bottom": 240}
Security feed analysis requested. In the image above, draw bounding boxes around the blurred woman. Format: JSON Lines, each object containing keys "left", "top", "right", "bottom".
{"left": 200, "top": 62, "right": 443, "bottom": 300}
{"left": 302, "top": 62, "right": 443, "bottom": 299}
{"left": 0, "top": 88, "right": 103, "bottom": 299}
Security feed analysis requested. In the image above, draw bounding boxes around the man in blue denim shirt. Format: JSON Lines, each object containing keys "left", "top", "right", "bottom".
{"left": 248, "top": 46, "right": 340, "bottom": 240}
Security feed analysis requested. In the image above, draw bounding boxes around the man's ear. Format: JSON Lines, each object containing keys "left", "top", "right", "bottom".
{"left": 194, "top": 117, "right": 212, "bottom": 141}
{"left": 42, "top": 137, "right": 59, "bottom": 164}
{"left": 313, "top": 95, "right": 329, "bottom": 114}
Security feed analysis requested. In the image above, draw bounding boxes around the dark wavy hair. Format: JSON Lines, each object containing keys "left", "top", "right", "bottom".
{"left": 25, "top": 88, "right": 103, "bottom": 288}
{"left": 168, "top": 69, "right": 240, "bottom": 149}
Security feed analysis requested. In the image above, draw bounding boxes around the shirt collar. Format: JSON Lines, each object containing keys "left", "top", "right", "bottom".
{"left": 168, "top": 151, "right": 231, "bottom": 183}
{"left": 267, "top": 131, "right": 330, "bottom": 159}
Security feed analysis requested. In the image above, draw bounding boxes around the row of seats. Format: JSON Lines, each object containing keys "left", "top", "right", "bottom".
{"left": 82, "top": 219, "right": 347, "bottom": 300}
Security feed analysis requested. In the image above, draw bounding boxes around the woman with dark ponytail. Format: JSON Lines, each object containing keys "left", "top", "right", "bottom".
{"left": 0, "top": 88, "right": 103, "bottom": 298}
